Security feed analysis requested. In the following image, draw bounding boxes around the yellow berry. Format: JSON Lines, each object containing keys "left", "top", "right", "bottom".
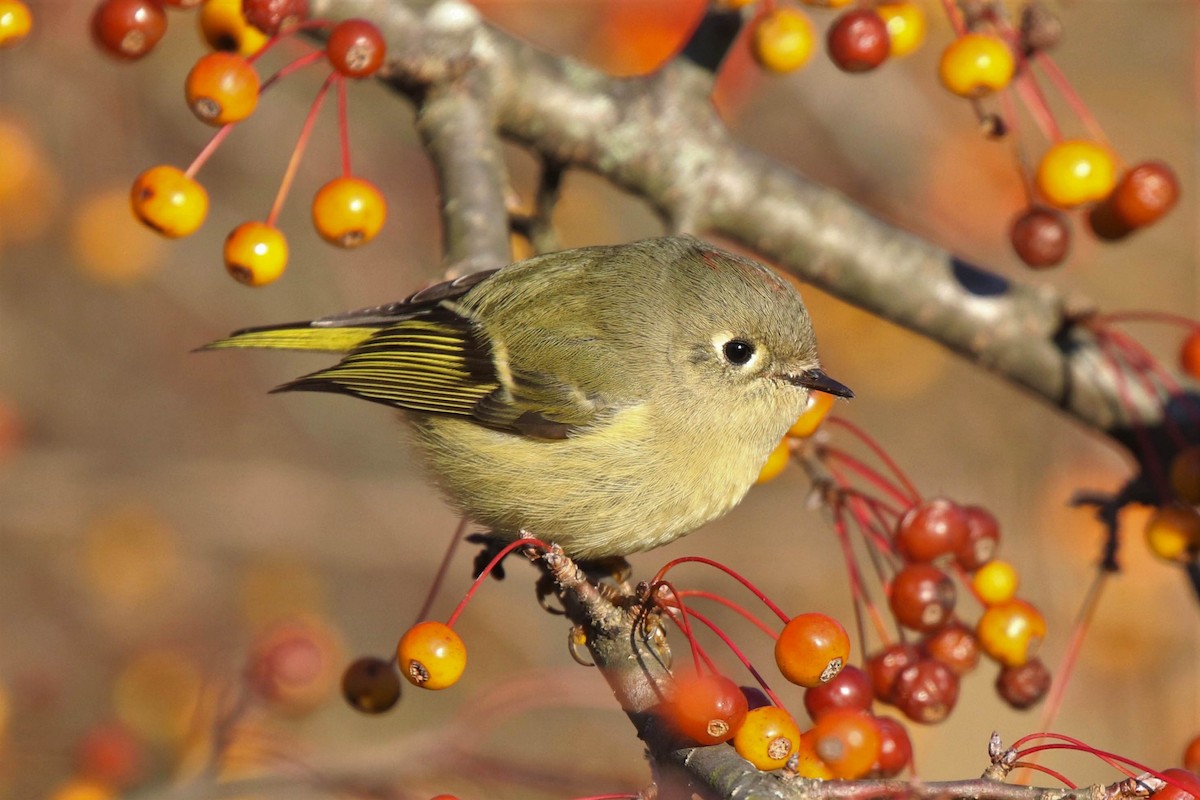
{"left": 312, "top": 176, "right": 387, "bottom": 248}
{"left": 197, "top": 0, "right": 268, "bottom": 56}
{"left": 130, "top": 165, "right": 209, "bottom": 238}
{"left": 0, "top": 0, "right": 32, "bottom": 47}
{"left": 876, "top": 2, "right": 925, "bottom": 58}
{"left": 794, "top": 730, "right": 835, "bottom": 779}
{"left": 751, "top": 8, "right": 816, "bottom": 74}
{"left": 186, "top": 52, "right": 260, "bottom": 126}
{"left": 397, "top": 621, "right": 466, "bottom": 690}
{"left": 938, "top": 33, "right": 1014, "bottom": 98}
{"left": 756, "top": 437, "right": 791, "bottom": 484}
{"left": 976, "top": 599, "right": 1045, "bottom": 668}
{"left": 1035, "top": 140, "right": 1117, "bottom": 209}
{"left": 733, "top": 706, "right": 802, "bottom": 771}
{"left": 224, "top": 222, "right": 288, "bottom": 287}
{"left": 1144, "top": 505, "right": 1200, "bottom": 563}
{"left": 971, "top": 559, "right": 1018, "bottom": 605}
{"left": 801, "top": 0, "right": 853, "bottom": 7}
{"left": 788, "top": 391, "right": 835, "bottom": 438}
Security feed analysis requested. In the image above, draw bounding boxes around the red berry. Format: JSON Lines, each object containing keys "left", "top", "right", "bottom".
{"left": 1181, "top": 330, "right": 1200, "bottom": 380}
{"left": 803, "top": 664, "right": 873, "bottom": 720}
{"left": 91, "top": 0, "right": 167, "bottom": 60}
{"left": 826, "top": 9, "right": 890, "bottom": 73}
{"left": 326, "top": 18, "right": 385, "bottom": 78}
{"left": 1110, "top": 161, "right": 1180, "bottom": 228}
{"left": 1011, "top": 206, "right": 1070, "bottom": 268}
{"left": 891, "top": 658, "right": 959, "bottom": 724}
{"left": 1185, "top": 734, "right": 1200, "bottom": 773}
{"left": 1157, "top": 769, "right": 1200, "bottom": 800}
{"left": 341, "top": 656, "right": 401, "bottom": 714}
{"left": 888, "top": 564, "right": 956, "bottom": 633}
{"left": 956, "top": 505, "right": 1000, "bottom": 570}
{"left": 75, "top": 722, "right": 145, "bottom": 789}
{"left": 895, "top": 498, "right": 968, "bottom": 563}
{"left": 864, "top": 643, "right": 921, "bottom": 702}
{"left": 922, "top": 619, "right": 980, "bottom": 676}
{"left": 995, "top": 657, "right": 1050, "bottom": 710}
{"left": 240, "top": 0, "right": 306, "bottom": 35}
{"left": 664, "top": 673, "right": 748, "bottom": 745}
{"left": 872, "top": 716, "right": 912, "bottom": 777}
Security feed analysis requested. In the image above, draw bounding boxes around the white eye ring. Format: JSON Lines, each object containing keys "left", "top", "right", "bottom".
{"left": 714, "top": 334, "right": 759, "bottom": 368}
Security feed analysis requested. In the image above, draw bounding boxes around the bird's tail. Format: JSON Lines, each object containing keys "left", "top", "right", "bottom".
{"left": 199, "top": 322, "right": 379, "bottom": 353}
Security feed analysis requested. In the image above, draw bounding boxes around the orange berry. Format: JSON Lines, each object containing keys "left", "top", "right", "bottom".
{"left": 801, "top": 0, "right": 853, "bottom": 6}
{"left": 198, "top": 0, "right": 268, "bottom": 56}
{"left": 663, "top": 673, "right": 747, "bottom": 745}
{"left": 312, "top": 176, "right": 387, "bottom": 247}
{"left": 775, "top": 612, "right": 850, "bottom": 688}
{"left": 1035, "top": 140, "right": 1117, "bottom": 209}
{"left": 396, "top": 621, "right": 466, "bottom": 690}
{"left": 755, "top": 437, "right": 791, "bottom": 484}
{"left": 1180, "top": 330, "right": 1200, "bottom": 380}
{"left": 810, "top": 709, "right": 881, "bottom": 779}
{"left": 130, "top": 165, "right": 208, "bottom": 238}
{"left": 186, "top": 52, "right": 260, "bottom": 126}
{"left": 0, "top": 0, "right": 32, "bottom": 47}
{"left": 938, "top": 33, "right": 1014, "bottom": 98}
{"left": 1170, "top": 447, "right": 1200, "bottom": 505}
{"left": 876, "top": 2, "right": 924, "bottom": 58}
{"left": 224, "top": 221, "right": 288, "bottom": 287}
{"left": 1185, "top": 733, "right": 1200, "bottom": 773}
{"left": 971, "top": 559, "right": 1018, "bottom": 605}
{"left": 751, "top": 8, "right": 816, "bottom": 74}
{"left": 788, "top": 391, "right": 834, "bottom": 438}
{"left": 733, "top": 706, "right": 801, "bottom": 770}
{"left": 976, "top": 599, "right": 1046, "bottom": 668}
{"left": 1144, "top": 505, "right": 1200, "bottom": 563}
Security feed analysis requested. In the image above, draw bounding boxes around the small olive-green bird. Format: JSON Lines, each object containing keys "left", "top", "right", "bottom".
{"left": 205, "top": 236, "right": 851, "bottom": 559}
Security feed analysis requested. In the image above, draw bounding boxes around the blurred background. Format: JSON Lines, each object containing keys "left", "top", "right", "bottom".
{"left": 0, "top": 1, "right": 1196, "bottom": 798}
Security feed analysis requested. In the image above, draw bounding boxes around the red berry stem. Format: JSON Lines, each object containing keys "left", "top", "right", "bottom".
{"left": 937, "top": 0, "right": 966, "bottom": 37}
{"left": 1010, "top": 762, "right": 1077, "bottom": 789}
{"left": 1098, "top": 326, "right": 1200, "bottom": 440}
{"left": 825, "top": 417, "right": 922, "bottom": 503}
{"left": 445, "top": 536, "right": 550, "bottom": 628}
{"left": 1015, "top": 742, "right": 1143, "bottom": 778}
{"left": 337, "top": 73, "right": 351, "bottom": 176}
{"left": 822, "top": 446, "right": 915, "bottom": 510}
{"left": 832, "top": 500, "right": 895, "bottom": 651}
{"left": 682, "top": 605, "right": 788, "bottom": 710}
{"left": 245, "top": 18, "right": 334, "bottom": 65}
{"left": 677, "top": 589, "right": 779, "bottom": 640}
{"left": 185, "top": 122, "right": 237, "bottom": 179}
{"left": 266, "top": 71, "right": 336, "bottom": 227}
{"left": 259, "top": 49, "right": 327, "bottom": 93}
{"left": 1092, "top": 310, "right": 1200, "bottom": 331}
{"left": 654, "top": 580, "right": 716, "bottom": 675}
{"left": 1033, "top": 52, "right": 1111, "bottom": 152}
{"left": 1013, "top": 67, "right": 1063, "bottom": 143}
{"left": 651, "top": 556, "right": 789, "bottom": 624}
{"left": 412, "top": 517, "right": 469, "bottom": 628}
{"left": 1031, "top": 571, "right": 1108, "bottom": 764}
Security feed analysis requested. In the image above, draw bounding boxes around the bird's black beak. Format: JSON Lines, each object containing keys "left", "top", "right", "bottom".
{"left": 785, "top": 368, "right": 854, "bottom": 399}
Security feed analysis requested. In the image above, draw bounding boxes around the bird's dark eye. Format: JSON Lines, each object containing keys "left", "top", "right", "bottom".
{"left": 722, "top": 339, "right": 755, "bottom": 365}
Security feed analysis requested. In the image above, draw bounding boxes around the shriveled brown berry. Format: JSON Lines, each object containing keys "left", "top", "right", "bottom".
{"left": 91, "top": 0, "right": 167, "bottom": 60}
{"left": 826, "top": 9, "right": 890, "bottom": 73}
{"left": 341, "top": 656, "right": 401, "bottom": 713}
{"left": 995, "top": 657, "right": 1050, "bottom": 710}
{"left": 1011, "top": 206, "right": 1070, "bottom": 268}
{"left": 956, "top": 505, "right": 1000, "bottom": 570}
{"left": 889, "top": 564, "right": 956, "bottom": 633}
{"left": 865, "top": 643, "right": 920, "bottom": 702}
{"left": 241, "top": 0, "right": 306, "bottom": 35}
{"left": 922, "top": 619, "right": 980, "bottom": 676}
{"left": 891, "top": 658, "right": 959, "bottom": 724}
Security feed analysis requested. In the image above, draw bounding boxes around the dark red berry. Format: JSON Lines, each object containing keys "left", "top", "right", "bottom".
{"left": 326, "top": 18, "right": 385, "bottom": 78}
{"left": 1088, "top": 200, "right": 1136, "bottom": 242}
{"left": 864, "top": 643, "right": 921, "bottom": 703}
{"left": 1110, "top": 161, "right": 1180, "bottom": 228}
{"left": 241, "top": 0, "right": 307, "bottom": 35}
{"left": 891, "top": 658, "right": 959, "bottom": 724}
{"left": 872, "top": 716, "right": 912, "bottom": 777}
{"left": 803, "top": 665, "right": 873, "bottom": 720}
{"left": 956, "top": 505, "right": 1000, "bottom": 570}
{"left": 1011, "top": 206, "right": 1070, "bottom": 268}
{"left": 889, "top": 564, "right": 956, "bottom": 633}
{"left": 922, "top": 619, "right": 980, "bottom": 676}
{"left": 995, "top": 657, "right": 1050, "bottom": 710}
{"left": 895, "top": 498, "right": 968, "bottom": 563}
{"left": 91, "top": 0, "right": 167, "bottom": 60}
{"left": 826, "top": 9, "right": 890, "bottom": 73}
